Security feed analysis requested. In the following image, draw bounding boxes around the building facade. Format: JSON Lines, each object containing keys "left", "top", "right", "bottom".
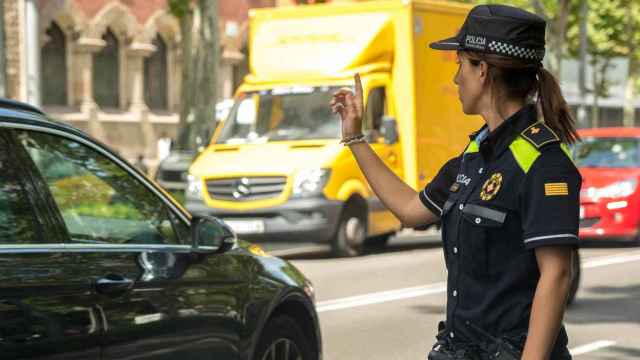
{"left": 2, "top": 0, "right": 273, "bottom": 165}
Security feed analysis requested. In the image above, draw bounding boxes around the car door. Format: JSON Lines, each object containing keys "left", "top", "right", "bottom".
{"left": 14, "top": 128, "right": 251, "bottom": 359}
{"left": 0, "top": 128, "right": 101, "bottom": 359}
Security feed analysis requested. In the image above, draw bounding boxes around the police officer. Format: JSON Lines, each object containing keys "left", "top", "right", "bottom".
{"left": 330, "top": 4, "right": 579, "bottom": 360}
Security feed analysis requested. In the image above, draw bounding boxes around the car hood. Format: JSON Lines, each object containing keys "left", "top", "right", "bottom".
{"left": 189, "top": 141, "right": 342, "bottom": 177}
{"left": 579, "top": 167, "right": 640, "bottom": 188}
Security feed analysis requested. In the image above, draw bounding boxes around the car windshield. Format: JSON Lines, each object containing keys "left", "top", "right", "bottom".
{"left": 573, "top": 137, "right": 640, "bottom": 168}
{"left": 215, "top": 86, "right": 343, "bottom": 144}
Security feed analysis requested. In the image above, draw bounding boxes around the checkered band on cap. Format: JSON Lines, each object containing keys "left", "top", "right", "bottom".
{"left": 488, "top": 41, "right": 545, "bottom": 61}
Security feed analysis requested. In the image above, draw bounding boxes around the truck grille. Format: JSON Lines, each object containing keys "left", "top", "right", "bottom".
{"left": 206, "top": 176, "right": 287, "bottom": 201}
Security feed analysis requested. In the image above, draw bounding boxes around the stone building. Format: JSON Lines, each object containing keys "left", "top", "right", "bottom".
{"left": 1, "top": 0, "right": 274, "bottom": 164}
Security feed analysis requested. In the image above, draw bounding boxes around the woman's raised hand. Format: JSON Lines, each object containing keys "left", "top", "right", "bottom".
{"left": 330, "top": 73, "right": 364, "bottom": 138}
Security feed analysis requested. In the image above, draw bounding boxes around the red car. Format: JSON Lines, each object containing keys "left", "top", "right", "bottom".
{"left": 574, "top": 127, "right": 640, "bottom": 244}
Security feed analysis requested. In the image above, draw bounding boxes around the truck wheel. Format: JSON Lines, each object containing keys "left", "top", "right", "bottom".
{"left": 567, "top": 249, "right": 581, "bottom": 306}
{"left": 331, "top": 205, "right": 366, "bottom": 257}
{"left": 364, "top": 232, "right": 393, "bottom": 249}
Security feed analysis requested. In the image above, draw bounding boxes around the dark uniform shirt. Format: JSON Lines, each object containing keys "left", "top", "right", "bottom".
{"left": 419, "top": 104, "right": 581, "bottom": 351}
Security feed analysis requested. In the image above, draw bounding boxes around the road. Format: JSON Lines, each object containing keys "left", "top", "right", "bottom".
{"left": 279, "top": 232, "right": 640, "bottom": 360}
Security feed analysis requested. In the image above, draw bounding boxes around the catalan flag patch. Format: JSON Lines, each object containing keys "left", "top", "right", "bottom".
{"left": 545, "top": 182, "right": 569, "bottom": 196}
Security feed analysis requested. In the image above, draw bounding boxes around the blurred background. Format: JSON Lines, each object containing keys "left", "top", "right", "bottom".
{"left": 1, "top": 1, "right": 640, "bottom": 359}
{"left": 2, "top": 0, "right": 639, "bottom": 169}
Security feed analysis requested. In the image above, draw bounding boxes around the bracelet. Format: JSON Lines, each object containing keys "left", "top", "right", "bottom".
{"left": 340, "top": 133, "right": 365, "bottom": 144}
{"left": 342, "top": 135, "right": 367, "bottom": 146}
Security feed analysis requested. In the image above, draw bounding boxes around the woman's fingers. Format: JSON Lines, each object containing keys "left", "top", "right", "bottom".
{"left": 354, "top": 73, "right": 364, "bottom": 116}
{"left": 354, "top": 73, "right": 363, "bottom": 101}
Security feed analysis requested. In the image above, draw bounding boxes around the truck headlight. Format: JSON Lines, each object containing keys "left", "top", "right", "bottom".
{"left": 186, "top": 174, "right": 203, "bottom": 199}
{"left": 590, "top": 178, "right": 637, "bottom": 199}
{"left": 292, "top": 169, "right": 330, "bottom": 197}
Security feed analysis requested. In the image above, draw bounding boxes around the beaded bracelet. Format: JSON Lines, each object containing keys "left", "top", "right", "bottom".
{"left": 341, "top": 135, "right": 367, "bottom": 146}
{"left": 339, "top": 133, "right": 365, "bottom": 144}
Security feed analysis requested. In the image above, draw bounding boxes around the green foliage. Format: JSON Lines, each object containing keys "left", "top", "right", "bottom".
{"left": 168, "top": 0, "right": 191, "bottom": 18}
{"left": 566, "top": 0, "right": 630, "bottom": 58}
{"left": 67, "top": 203, "right": 144, "bottom": 220}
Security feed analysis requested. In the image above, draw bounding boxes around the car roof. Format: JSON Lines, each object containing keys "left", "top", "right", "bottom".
{"left": 0, "top": 98, "right": 90, "bottom": 139}
{"left": 0, "top": 98, "right": 44, "bottom": 115}
{"left": 577, "top": 127, "right": 640, "bottom": 138}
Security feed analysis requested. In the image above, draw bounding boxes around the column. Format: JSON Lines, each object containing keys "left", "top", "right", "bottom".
{"left": 127, "top": 42, "right": 155, "bottom": 111}
{"left": 24, "top": 0, "right": 40, "bottom": 106}
{"left": 128, "top": 42, "right": 156, "bottom": 158}
{"left": 74, "top": 37, "right": 104, "bottom": 138}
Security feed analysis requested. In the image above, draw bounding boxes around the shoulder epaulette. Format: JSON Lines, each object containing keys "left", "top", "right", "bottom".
{"left": 520, "top": 122, "right": 560, "bottom": 149}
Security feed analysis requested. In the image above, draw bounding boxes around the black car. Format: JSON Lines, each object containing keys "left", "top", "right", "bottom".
{"left": 0, "top": 99, "right": 321, "bottom": 360}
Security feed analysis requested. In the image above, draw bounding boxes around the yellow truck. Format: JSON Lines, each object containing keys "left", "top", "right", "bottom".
{"left": 185, "top": 0, "right": 482, "bottom": 256}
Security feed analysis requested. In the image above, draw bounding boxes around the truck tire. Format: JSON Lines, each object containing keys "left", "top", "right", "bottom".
{"left": 331, "top": 205, "right": 366, "bottom": 257}
{"left": 364, "top": 232, "right": 393, "bottom": 249}
{"left": 567, "top": 249, "right": 581, "bottom": 306}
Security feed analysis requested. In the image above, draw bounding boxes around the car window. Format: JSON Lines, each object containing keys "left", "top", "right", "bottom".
{"left": 16, "top": 130, "right": 184, "bottom": 246}
{"left": 573, "top": 137, "right": 640, "bottom": 168}
{"left": 0, "top": 134, "right": 41, "bottom": 244}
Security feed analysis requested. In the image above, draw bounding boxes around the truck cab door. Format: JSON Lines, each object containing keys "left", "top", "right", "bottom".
{"left": 364, "top": 83, "right": 403, "bottom": 178}
{"left": 363, "top": 82, "right": 404, "bottom": 234}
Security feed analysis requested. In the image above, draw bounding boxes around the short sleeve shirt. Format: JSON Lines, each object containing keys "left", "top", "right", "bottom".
{"left": 419, "top": 104, "right": 581, "bottom": 345}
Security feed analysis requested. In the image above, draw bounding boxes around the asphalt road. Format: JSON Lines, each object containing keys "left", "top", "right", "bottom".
{"left": 278, "top": 232, "right": 640, "bottom": 360}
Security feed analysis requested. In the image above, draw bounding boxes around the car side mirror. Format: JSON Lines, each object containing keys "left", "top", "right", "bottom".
{"left": 191, "top": 216, "right": 236, "bottom": 253}
{"left": 380, "top": 116, "right": 399, "bottom": 144}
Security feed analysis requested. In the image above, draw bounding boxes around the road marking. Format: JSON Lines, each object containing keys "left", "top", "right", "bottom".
{"left": 270, "top": 245, "right": 328, "bottom": 257}
{"left": 315, "top": 251, "right": 640, "bottom": 313}
{"left": 570, "top": 340, "right": 616, "bottom": 356}
{"left": 583, "top": 251, "right": 640, "bottom": 269}
{"left": 316, "top": 282, "right": 446, "bottom": 313}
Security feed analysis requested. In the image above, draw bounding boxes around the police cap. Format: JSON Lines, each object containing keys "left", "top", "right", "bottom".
{"left": 430, "top": 4, "right": 546, "bottom": 63}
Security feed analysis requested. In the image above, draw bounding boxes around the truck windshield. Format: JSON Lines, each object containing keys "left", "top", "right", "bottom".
{"left": 216, "top": 86, "right": 343, "bottom": 144}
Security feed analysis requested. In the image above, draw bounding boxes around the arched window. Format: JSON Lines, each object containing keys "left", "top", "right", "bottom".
{"left": 93, "top": 29, "right": 120, "bottom": 108}
{"left": 144, "top": 35, "right": 168, "bottom": 110}
{"left": 41, "top": 22, "right": 67, "bottom": 106}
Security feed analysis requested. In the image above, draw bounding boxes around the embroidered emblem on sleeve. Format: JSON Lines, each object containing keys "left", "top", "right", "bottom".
{"left": 480, "top": 173, "right": 503, "bottom": 201}
{"left": 545, "top": 182, "right": 569, "bottom": 196}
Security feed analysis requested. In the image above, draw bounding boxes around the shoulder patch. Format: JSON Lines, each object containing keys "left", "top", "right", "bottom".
{"left": 520, "top": 122, "right": 560, "bottom": 149}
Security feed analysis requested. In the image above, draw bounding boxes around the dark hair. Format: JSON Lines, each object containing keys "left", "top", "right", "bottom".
{"left": 461, "top": 51, "right": 579, "bottom": 144}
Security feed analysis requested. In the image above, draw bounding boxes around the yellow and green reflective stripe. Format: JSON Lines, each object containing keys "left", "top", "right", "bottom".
{"left": 509, "top": 136, "right": 541, "bottom": 174}
{"left": 561, "top": 143, "right": 574, "bottom": 161}
{"left": 464, "top": 140, "right": 479, "bottom": 154}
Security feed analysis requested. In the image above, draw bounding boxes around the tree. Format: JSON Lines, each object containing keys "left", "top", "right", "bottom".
{"left": 191, "top": 0, "right": 220, "bottom": 150}
{"left": 622, "top": 1, "right": 640, "bottom": 127}
{"left": 567, "top": 0, "right": 634, "bottom": 127}
{"left": 529, "top": 0, "right": 578, "bottom": 79}
{"left": 169, "top": 0, "right": 220, "bottom": 150}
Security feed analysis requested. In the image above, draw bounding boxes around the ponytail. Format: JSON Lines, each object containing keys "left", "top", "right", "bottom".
{"left": 536, "top": 67, "right": 580, "bottom": 144}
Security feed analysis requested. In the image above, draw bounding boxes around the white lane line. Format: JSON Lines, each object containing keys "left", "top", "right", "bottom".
{"left": 315, "top": 251, "right": 640, "bottom": 313}
{"left": 316, "top": 282, "right": 446, "bottom": 313}
{"left": 570, "top": 340, "right": 616, "bottom": 356}
{"left": 583, "top": 251, "right": 640, "bottom": 269}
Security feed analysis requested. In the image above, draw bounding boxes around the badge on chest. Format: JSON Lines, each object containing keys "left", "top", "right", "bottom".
{"left": 480, "top": 172, "right": 503, "bottom": 201}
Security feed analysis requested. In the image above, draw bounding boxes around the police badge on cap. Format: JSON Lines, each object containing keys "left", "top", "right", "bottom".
{"left": 429, "top": 4, "right": 546, "bottom": 63}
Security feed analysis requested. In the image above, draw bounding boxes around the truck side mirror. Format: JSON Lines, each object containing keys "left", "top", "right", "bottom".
{"left": 380, "top": 116, "right": 399, "bottom": 144}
